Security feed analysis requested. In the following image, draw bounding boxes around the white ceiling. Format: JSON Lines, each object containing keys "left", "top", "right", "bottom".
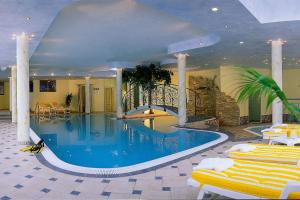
{"left": 239, "top": 0, "right": 300, "bottom": 24}
{"left": 2, "top": 0, "right": 300, "bottom": 79}
{"left": 0, "top": 0, "right": 78, "bottom": 78}
{"left": 30, "top": 0, "right": 207, "bottom": 77}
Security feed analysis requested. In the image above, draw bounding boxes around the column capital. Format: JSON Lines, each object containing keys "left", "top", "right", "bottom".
{"left": 175, "top": 53, "right": 189, "bottom": 59}
{"left": 268, "top": 39, "right": 286, "bottom": 46}
{"left": 16, "top": 32, "right": 30, "bottom": 41}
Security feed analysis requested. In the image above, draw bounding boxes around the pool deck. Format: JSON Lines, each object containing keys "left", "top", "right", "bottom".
{"left": 0, "top": 120, "right": 262, "bottom": 200}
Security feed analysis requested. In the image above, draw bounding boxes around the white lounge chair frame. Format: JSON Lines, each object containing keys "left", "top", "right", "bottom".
{"left": 187, "top": 178, "right": 300, "bottom": 200}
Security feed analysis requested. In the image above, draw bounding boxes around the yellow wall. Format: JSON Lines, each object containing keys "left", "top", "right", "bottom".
{"left": 282, "top": 69, "right": 300, "bottom": 114}
{"left": 171, "top": 68, "right": 220, "bottom": 88}
{"left": 219, "top": 66, "right": 272, "bottom": 117}
{"left": 30, "top": 78, "right": 116, "bottom": 112}
{"left": 283, "top": 69, "right": 300, "bottom": 98}
{"left": 0, "top": 81, "right": 10, "bottom": 110}
{"left": 170, "top": 66, "right": 274, "bottom": 117}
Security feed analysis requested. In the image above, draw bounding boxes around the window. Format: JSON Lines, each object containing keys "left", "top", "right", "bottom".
{"left": 30, "top": 80, "right": 33, "bottom": 92}
{"left": 0, "top": 82, "right": 4, "bottom": 95}
{"left": 40, "top": 80, "right": 56, "bottom": 92}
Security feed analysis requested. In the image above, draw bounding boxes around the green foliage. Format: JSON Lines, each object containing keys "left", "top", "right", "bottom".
{"left": 65, "top": 93, "right": 73, "bottom": 107}
{"left": 122, "top": 63, "right": 173, "bottom": 91}
{"left": 236, "top": 67, "right": 300, "bottom": 120}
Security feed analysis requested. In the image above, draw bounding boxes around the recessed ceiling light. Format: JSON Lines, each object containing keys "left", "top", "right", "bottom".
{"left": 33, "top": 73, "right": 36, "bottom": 76}
{"left": 68, "top": 73, "right": 71, "bottom": 76}
{"left": 11, "top": 33, "right": 16, "bottom": 40}
{"left": 26, "top": 17, "right": 31, "bottom": 21}
{"left": 211, "top": 7, "right": 219, "bottom": 12}
{"left": 50, "top": 73, "right": 54, "bottom": 76}
{"left": 239, "top": 41, "right": 244, "bottom": 45}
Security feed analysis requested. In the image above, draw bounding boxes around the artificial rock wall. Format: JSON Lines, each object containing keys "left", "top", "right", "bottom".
{"left": 189, "top": 76, "right": 240, "bottom": 126}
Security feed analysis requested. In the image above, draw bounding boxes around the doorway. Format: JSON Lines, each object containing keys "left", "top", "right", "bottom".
{"left": 104, "top": 88, "right": 113, "bottom": 112}
{"left": 249, "top": 93, "right": 261, "bottom": 122}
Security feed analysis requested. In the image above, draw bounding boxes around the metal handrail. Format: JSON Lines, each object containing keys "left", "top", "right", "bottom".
{"left": 122, "top": 83, "right": 201, "bottom": 116}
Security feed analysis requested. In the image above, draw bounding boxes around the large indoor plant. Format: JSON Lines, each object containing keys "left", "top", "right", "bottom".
{"left": 123, "top": 63, "right": 173, "bottom": 114}
{"left": 236, "top": 67, "right": 300, "bottom": 120}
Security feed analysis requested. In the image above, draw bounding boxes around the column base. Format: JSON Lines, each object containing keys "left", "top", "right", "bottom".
{"left": 18, "top": 141, "right": 32, "bottom": 145}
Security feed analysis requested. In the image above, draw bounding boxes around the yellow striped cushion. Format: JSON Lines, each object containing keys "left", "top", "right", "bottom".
{"left": 273, "top": 124, "right": 300, "bottom": 130}
{"left": 228, "top": 144, "right": 300, "bottom": 165}
{"left": 192, "top": 159, "right": 300, "bottom": 199}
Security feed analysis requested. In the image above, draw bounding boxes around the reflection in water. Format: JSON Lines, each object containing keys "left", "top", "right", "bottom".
{"left": 31, "top": 114, "right": 220, "bottom": 168}
{"left": 65, "top": 119, "right": 73, "bottom": 132}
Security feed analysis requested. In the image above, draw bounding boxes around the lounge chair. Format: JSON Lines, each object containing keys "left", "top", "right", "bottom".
{"left": 35, "top": 103, "right": 51, "bottom": 117}
{"left": 50, "top": 102, "right": 67, "bottom": 115}
{"left": 188, "top": 158, "right": 300, "bottom": 199}
{"left": 262, "top": 128, "right": 288, "bottom": 139}
{"left": 262, "top": 124, "right": 300, "bottom": 139}
{"left": 227, "top": 143, "right": 300, "bottom": 165}
{"left": 273, "top": 124, "right": 300, "bottom": 129}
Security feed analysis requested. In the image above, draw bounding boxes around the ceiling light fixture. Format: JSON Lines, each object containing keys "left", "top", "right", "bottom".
{"left": 50, "top": 73, "right": 54, "bottom": 76}
{"left": 26, "top": 17, "right": 31, "bottom": 21}
{"left": 11, "top": 33, "right": 16, "bottom": 40}
{"left": 211, "top": 7, "right": 219, "bottom": 12}
{"left": 68, "top": 73, "right": 71, "bottom": 76}
{"left": 33, "top": 73, "right": 36, "bottom": 76}
{"left": 239, "top": 41, "right": 244, "bottom": 45}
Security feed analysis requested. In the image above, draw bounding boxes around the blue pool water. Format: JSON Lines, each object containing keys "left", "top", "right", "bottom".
{"left": 30, "top": 114, "right": 221, "bottom": 168}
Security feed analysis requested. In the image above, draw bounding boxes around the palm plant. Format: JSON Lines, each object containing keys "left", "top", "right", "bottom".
{"left": 123, "top": 63, "right": 173, "bottom": 113}
{"left": 236, "top": 67, "right": 300, "bottom": 120}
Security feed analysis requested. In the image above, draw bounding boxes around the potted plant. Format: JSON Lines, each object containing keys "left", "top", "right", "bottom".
{"left": 65, "top": 93, "right": 73, "bottom": 112}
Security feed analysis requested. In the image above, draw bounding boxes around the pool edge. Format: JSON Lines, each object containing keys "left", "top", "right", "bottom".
{"left": 243, "top": 125, "right": 267, "bottom": 137}
{"left": 30, "top": 128, "right": 228, "bottom": 177}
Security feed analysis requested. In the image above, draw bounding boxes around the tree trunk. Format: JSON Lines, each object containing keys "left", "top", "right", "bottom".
{"left": 148, "top": 89, "right": 154, "bottom": 114}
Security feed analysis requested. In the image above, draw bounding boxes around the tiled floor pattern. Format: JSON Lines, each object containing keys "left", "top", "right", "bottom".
{"left": 0, "top": 120, "right": 260, "bottom": 200}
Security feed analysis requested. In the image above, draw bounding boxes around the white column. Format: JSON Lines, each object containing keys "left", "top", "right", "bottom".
{"left": 11, "top": 66, "right": 17, "bottom": 123}
{"left": 116, "top": 68, "right": 123, "bottom": 118}
{"left": 139, "top": 85, "right": 143, "bottom": 106}
{"left": 85, "top": 76, "right": 91, "bottom": 114}
{"left": 272, "top": 40, "right": 283, "bottom": 125}
{"left": 176, "top": 53, "right": 187, "bottom": 126}
{"left": 17, "top": 34, "right": 30, "bottom": 144}
{"left": 9, "top": 77, "right": 12, "bottom": 112}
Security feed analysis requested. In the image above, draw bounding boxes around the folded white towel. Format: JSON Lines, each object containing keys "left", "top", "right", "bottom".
{"left": 261, "top": 128, "right": 282, "bottom": 133}
{"left": 226, "top": 144, "right": 256, "bottom": 153}
{"left": 272, "top": 124, "right": 288, "bottom": 128}
{"left": 193, "top": 158, "right": 234, "bottom": 172}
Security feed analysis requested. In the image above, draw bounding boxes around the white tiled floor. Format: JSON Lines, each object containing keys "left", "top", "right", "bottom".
{"left": 0, "top": 120, "right": 258, "bottom": 200}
